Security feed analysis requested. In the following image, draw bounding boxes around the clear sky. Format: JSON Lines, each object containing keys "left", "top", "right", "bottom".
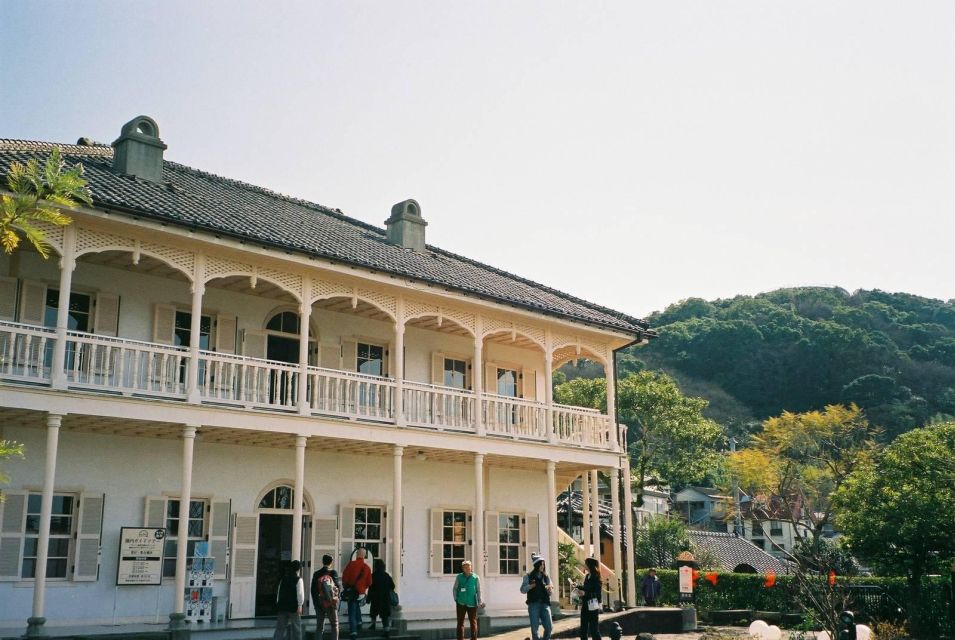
{"left": 3, "top": 1, "right": 953, "bottom": 319}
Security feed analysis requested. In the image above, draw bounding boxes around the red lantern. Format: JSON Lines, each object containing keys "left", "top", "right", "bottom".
{"left": 705, "top": 571, "right": 719, "bottom": 586}
{"left": 764, "top": 571, "right": 776, "bottom": 588}
{"left": 828, "top": 570, "right": 836, "bottom": 586}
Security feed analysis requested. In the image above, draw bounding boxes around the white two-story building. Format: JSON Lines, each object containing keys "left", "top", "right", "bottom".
{"left": 0, "top": 117, "right": 652, "bottom": 634}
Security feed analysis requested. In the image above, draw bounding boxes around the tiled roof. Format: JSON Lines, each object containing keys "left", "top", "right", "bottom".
{"left": 0, "top": 139, "right": 652, "bottom": 337}
{"left": 687, "top": 530, "right": 790, "bottom": 575}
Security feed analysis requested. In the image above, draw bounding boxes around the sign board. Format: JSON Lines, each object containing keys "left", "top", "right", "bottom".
{"left": 116, "top": 527, "right": 166, "bottom": 585}
{"left": 678, "top": 565, "right": 694, "bottom": 594}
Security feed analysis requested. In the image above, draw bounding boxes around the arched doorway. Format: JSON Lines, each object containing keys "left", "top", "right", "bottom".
{"left": 264, "top": 310, "right": 315, "bottom": 364}
{"left": 254, "top": 483, "right": 312, "bottom": 617}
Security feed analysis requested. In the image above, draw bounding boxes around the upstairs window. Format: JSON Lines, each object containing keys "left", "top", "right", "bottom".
{"left": 173, "top": 311, "right": 211, "bottom": 349}
{"left": 496, "top": 368, "right": 518, "bottom": 397}
{"left": 357, "top": 343, "right": 385, "bottom": 376}
{"left": 43, "top": 289, "right": 91, "bottom": 332}
{"left": 444, "top": 358, "right": 468, "bottom": 389}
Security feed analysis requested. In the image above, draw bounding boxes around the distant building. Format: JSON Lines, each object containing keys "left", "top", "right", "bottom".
{"left": 673, "top": 486, "right": 731, "bottom": 531}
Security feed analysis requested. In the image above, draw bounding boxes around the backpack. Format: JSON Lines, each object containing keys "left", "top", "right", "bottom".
{"left": 317, "top": 573, "right": 340, "bottom": 610}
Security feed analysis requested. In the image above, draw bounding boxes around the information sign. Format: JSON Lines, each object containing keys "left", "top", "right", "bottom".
{"left": 678, "top": 565, "right": 694, "bottom": 594}
{"left": 116, "top": 527, "right": 166, "bottom": 585}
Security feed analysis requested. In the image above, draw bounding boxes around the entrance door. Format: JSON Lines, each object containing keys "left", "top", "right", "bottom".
{"left": 254, "top": 513, "right": 312, "bottom": 617}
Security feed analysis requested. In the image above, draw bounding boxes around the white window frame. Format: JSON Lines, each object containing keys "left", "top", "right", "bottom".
{"left": 352, "top": 504, "right": 385, "bottom": 561}
{"left": 430, "top": 508, "right": 471, "bottom": 576}
{"left": 22, "top": 492, "right": 77, "bottom": 581}
{"left": 497, "top": 512, "right": 522, "bottom": 576}
{"left": 161, "top": 497, "right": 209, "bottom": 579}
{"left": 442, "top": 356, "right": 470, "bottom": 390}
{"left": 356, "top": 342, "right": 387, "bottom": 377}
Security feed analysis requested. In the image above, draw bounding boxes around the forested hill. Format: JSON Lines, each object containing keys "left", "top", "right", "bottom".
{"left": 626, "top": 287, "right": 955, "bottom": 440}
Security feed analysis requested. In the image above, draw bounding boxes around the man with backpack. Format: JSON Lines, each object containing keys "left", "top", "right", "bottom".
{"left": 273, "top": 560, "right": 305, "bottom": 640}
{"left": 311, "top": 554, "right": 342, "bottom": 640}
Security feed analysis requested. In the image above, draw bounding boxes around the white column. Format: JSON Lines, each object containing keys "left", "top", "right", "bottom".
{"left": 298, "top": 295, "right": 311, "bottom": 416}
{"left": 394, "top": 317, "right": 405, "bottom": 425}
{"left": 186, "top": 257, "right": 205, "bottom": 403}
{"left": 473, "top": 453, "right": 485, "bottom": 576}
{"left": 545, "top": 330, "right": 556, "bottom": 444}
{"left": 473, "top": 327, "right": 485, "bottom": 436}
{"left": 392, "top": 445, "right": 404, "bottom": 587}
{"left": 546, "top": 460, "right": 558, "bottom": 603}
{"left": 581, "top": 472, "right": 591, "bottom": 554}
{"left": 292, "top": 435, "right": 307, "bottom": 562}
{"left": 610, "top": 466, "right": 623, "bottom": 603}
{"left": 28, "top": 413, "right": 62, "bottom": 629}
{"left": 590, "top": 470, "right": 600, "bottom": 564}
{"left": 621, "top": 458, "right": 636, "bottom": 607}
{"left": 50, "top": 227, "right": 75, "bottom": 389}
{"left": 605, "top": 359, "right": 618, "bottom": 452}
{"left": 173, "top": 425, "right": 198, "bottom": 617}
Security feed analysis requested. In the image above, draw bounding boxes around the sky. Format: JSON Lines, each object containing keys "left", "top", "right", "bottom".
{"left": 2, "top": 1, "right": 953, "bottom": 319}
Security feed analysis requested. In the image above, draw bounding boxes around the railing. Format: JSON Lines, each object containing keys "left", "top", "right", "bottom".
{"left": 402, "top": 381, "right": 475, "bottom": 431}
{"left": 199, "top": 351, "right": 300, "bottom": 411}
{"left": 65, "top": 331, "right": 188, "bottom": 398}
{"left": 0, "top": 321, "right": 54, "bottom": 383}
{"left": 305, "top": 365, "right": 395, "bottom": 421}
{"left": 553, "top": 403, "right": 612, "bottom": 448}
{"left": 482, "top": 393, "right": 548, "bottom": 440}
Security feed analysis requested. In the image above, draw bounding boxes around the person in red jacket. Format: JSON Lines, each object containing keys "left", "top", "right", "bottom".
{"left": 341, "top": 547, "right": 373, "bottom": 640}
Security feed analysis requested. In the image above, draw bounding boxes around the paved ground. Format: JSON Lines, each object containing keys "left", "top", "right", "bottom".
{"left": 487, "top": 610, "right": 748, "bottom": 640}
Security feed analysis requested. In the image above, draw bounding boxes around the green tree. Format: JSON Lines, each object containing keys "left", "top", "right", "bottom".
{"left": 0, "top": 439, "right": 24, "bottom": 500}
{"left": 633, "top": 516, "right": 688, "bottom": 569}
{"left": 834, "top": 421, "right": 955, "bottom": 633}
{"left": 1, "top": 147, "right": 91, "bottom": 256}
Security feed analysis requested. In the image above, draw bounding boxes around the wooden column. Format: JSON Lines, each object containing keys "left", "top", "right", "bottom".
{"left": 186, "top": 255, "right": 205, "bottom": 403}
{"left": 50, "top": 227, "right": 75, "bottom": 390}
{"left": 292, "top": 435, "right": 307, "bottom": 562}
{"left": 26, "top": 413, "right": 63, "bottom": 635}
{"left": 172, "top": 425, "right": 198, "bottom": 620}
{"left": 392, "top": 445, "right": 404, "bottom": 586}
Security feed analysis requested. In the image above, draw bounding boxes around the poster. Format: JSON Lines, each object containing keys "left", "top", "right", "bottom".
{"left": 116, "top": 527, "right": 166, "bottom": 585}
{"left": 678, "top": 565, "right": 693, "bottom": 594}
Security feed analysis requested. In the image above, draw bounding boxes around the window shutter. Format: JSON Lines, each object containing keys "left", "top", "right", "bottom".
{"left": 152, "top": 304, "right": 176, "bottom": 345}
{"left": 311, "top": 515, "right": 338, "bottom": 578}
{"left": 485, "top": 511, "right": 500, "bottom": 577}
{"left": 466, "top": 512, "right": 473, "bottom": 566}
{"left": 429, "top": 508, "right": 443, "bottom": 576}
{"left": 431, "top": 353, "right": 444, "bottom": 386}
{"left": 209, "top": 499, "right": 232, "bottom": 580}
{"left": 93, "top": 292, "right": 120, "bottom": 337}
{"left": 230, "top": 513, "right": 259, "bottom": 619}
{"left": 484, "top": 365, "right": 497, "bottom": 395}
{"left": 319, "top": 343, "right": 340, "bottom": 369}
{"left": 0, "top": 277, "right": 18, "bottom": 321}
{"left": 18, "top": 280, "right": 47, "bottom": 325}
{"left": 0, "top": 490, "right": 27, "bottom": 581}
{"left": 465, "top": 359, "right": 473, "bottom": 391}
{"left": 144, "top": 496, "right": 168, "bottom": 529}
{"left": 338, "top": 504, "right": 356, "bottom": 568}
{"left": 522, "top": 369, "right": 537, "bottom": 401}
{"left": 73, "top": 492, "right": 105, "bottom": 581}
{"left": 523, "top": 514, "right": 540, "bottom": 573}
{"left": 215, "top": 315, "right": 237, "bottom": 354}
{"left": 342, "top": 340, "right": 358, "bottom": 373}
{"left": 242, "top": 329, "right": 268, "bottom": 359}
{"left": 384, "top": 344, "right": 392, "bottom": 378}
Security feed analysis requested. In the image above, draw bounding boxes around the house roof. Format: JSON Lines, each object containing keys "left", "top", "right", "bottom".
{"left": 687, "top": 530, "right": 790, "bottom": 575}
{"left": 675, "top": 486, "right": 731, "bottom": 501}
{"left": 0, "top": 139, "right": 653, "bottom": 338}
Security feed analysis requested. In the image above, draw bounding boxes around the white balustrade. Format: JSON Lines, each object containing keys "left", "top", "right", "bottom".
{"left": 553, "top": 403, "right": 612, "bottom": 447}
{"left": 402, "top": 381, "right": 475, "bottom": 431}
{"left": 199, "top": 351, "right": 300, "bottom": 411}
{"left": 65, "top": 331, "right": 188, "bottom": 398}
{"left": 482, "top": 393, "right": 549, "bottom": 440}
{"left": 0, "top": 321, "right": 55, "bottom": 383}
{"left": 305, "top": 366, "right": 395, "bottom": 421}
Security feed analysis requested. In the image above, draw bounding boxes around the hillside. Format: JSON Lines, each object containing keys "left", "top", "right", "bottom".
{"left": 623, "top": 287, "right": 955, "bottom": 440}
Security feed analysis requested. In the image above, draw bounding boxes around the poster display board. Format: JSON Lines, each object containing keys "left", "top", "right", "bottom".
{"left": 116, "top": 527, "right": 166, "bottom": 585}
{"left": 678, "top": 565, "right": 694, "bottom": 594}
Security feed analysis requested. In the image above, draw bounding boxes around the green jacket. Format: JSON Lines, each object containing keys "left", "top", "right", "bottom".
{"left": 453, "top": 572, "right": 482, "bottom": 607}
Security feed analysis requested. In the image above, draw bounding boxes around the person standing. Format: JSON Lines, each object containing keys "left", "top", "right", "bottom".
{"left": 273, "top": 560, "right": 304, "bottom": 640}
{"left": 520, "top": 553, "right": 553, "bottom": 640}
{"left": 452, "top": 560, "right": 483, "bottom": 640}
{"left": 311, "top": 554, "right": 342, "bottom": 640}
{"left": 577, "top": 558, "right": 602, "bottom": 640}
{"left": 367, "top": 558, "right": 396, "bottom": 637}
{"left": 342, "top": 548, "right": 372, "bottom": 640}
{"left": 640, "top": 568, "right": 661, "bottom": 606}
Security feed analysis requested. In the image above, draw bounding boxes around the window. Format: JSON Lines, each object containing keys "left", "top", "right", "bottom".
{"left": 266, "top": 311, "right": 300, "bottom": 334}
{"left": 496, "top": 368, "right": 518, "bottom": 397}
{"left": 357, "top": 343, "right": 384, "bottom": 376}
{"left": 173, "top": 311, "right": 211, "bottom": 349}
{"left": 258, "top": 485, "right": 304, "bottom": 510}
{"left": 769, "top": 521, "right": 784, "bottom": 537}
{"left": 442, "top": 511, "right": 468, "bottom": 574}
{"left": 444, "top": 358, "right": 468, "bottom": 389}
{"left": 162, "top": 498, "right": 207, "bottom": 578}
{"left": 353, "top": 506, "right": 383, "bottom": 559}
{"left": 43, "top": 289, "right": 91, "bottom": 332}
{"left": 23, "top": 493, "right": 75, "bottom": 579}
{"left": 751, "top": 538, "right": 766, "bottom": 551}
{"left": 498, "top": 513, "right": 521, "bottom": 575}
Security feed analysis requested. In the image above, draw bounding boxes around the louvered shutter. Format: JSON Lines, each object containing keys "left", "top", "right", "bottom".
{"left": 429, "top": 509, "right": 443, "bottom": 576}
{"left": 378, "top": 508, "right": 388, "bottom": 571}
{"left": 242, "top": 330, "right": 268, "bottom": 359}
{"left": 485, "top": 511, "right": 500, "bottom": 577}
{"left": 311, "top": 515, "right": 338, "bottom": 577}
{"left": 485, "top": 365, "right": 498, "bottom": 395}
{"left": 338, "top": 504, "right": 356, "bottom": 568}
{"left": 384, "top": 344, "right": 391, "bottom": 378}
{"left": 215, "top": 315, "right": 237, "bottom": 354}
{"left": 431, "top": 353, "right": 444, "bottom": 386}
{"left": 342, "top": 340, "right": 358, "bottom": 373}
{"left": 93, "top": 292, "right": 120, "bottom": 336}
{"left": 18, "top": 280, "right": 47, "bottom": 325}
{"left": 0, "top": 490, "right": 27, "bottom": 581}
{"left": 144, "top": 496, "right": 168, "bottom": 529}
{"left": 230, "top": 513, "right": 258, "bottom": 619}
{"left": 522, "top": 369, "right": 537, "bottom": 401}
{"left": 209, "top": 499, "right": 231, "bottom": 580}
{"left": 466, "top": 512, "right": 473, "bottom": 566}
{"left": 319, "top": 343, "right": 340, "bottom": 369}
{"left": 522, "top": 514, "right": 540, "bottom": 573}
{"left": 0, "top": 277, "right": 18, "bottom": 321}
{"left": 73, "top": 492, "right": 105, "bottom": 581}
{"left": 152, "top": 304, "right": 176, "bottom": 345}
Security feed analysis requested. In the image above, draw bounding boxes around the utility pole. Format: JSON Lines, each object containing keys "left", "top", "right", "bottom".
{"left": 730, "top": 436, "right": 743, "bottom": 537}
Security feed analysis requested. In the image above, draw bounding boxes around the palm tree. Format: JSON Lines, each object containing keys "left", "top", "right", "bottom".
{"left": 1, "top": 147, "right": 92, "bottom": 257}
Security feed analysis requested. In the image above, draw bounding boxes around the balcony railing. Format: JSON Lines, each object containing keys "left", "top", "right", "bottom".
{"left": 0, "top": 322, "right": 616, "bottom": 449}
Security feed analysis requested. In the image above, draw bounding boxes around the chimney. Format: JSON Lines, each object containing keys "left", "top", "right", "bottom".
{"left": 111, "top": 115, "right": 167, "bottom": 182}
{"left": 385, "top": 199, "right": 428, "bottom": 252}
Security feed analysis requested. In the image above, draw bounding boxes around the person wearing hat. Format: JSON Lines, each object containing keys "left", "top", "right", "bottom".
{"left": 520, "top": 552, "right": 554, "bottom": 640}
